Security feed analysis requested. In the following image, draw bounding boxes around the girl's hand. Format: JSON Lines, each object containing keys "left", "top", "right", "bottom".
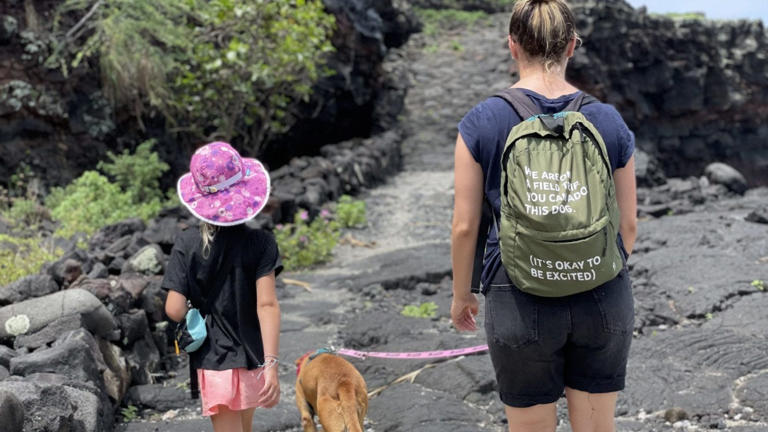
{"left": 451, "top": 293, "right": 479, "bottom": 331}
{"left": 258, "top": 363, "right": 280, "bottom": 408}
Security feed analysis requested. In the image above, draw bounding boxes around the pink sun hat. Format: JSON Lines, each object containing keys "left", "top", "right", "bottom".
{"left": 177, "top": 142, "right": 271, "bottom": 226}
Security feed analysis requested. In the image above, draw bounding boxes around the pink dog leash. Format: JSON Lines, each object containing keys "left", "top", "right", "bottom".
{"left": 336, "top": 344, "right": 489, "bottom": 360}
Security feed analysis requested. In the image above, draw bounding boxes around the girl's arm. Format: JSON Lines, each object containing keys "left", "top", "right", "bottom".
{"left": 256, "top": 271, "right": 281, "bottom": 407}
{"left": 614, "top": 155, "right": 638, "bottom": 255}
{"left": 450, "top": 133, "right": 484, "bottom": 331}
{"left": 165, "top": 290, "right": 189, "bottom": 323}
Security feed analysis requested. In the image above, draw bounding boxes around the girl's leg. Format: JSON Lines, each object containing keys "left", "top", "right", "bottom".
{"left": 504, "top": 402, "right": 557, "bottom": 432}
{"left": 240, "top": 407, "right": 256, "bottom": 432}
{"left": 565, "top": 387, "right": 617, "bottom": 432}
{"left": 210, "top": 405, "right": 243, "bottom": 432}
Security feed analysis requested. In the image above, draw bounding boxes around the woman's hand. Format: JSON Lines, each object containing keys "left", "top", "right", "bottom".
{"left": 258, "top": 363, "right": 280, "bottom": 408}
{"left": 451, "top": 292, "right": 479, "bottom": 331}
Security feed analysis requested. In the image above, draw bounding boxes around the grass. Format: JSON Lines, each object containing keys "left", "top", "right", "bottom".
{"left": 414, "top": 8, "right": 491, "bottom": 37}
{"left": 401, "top": 302, "right": 438, "bottom": 318}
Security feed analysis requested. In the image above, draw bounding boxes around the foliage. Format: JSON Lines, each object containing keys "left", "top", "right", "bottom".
{"left": 401, "top": 301, "right": 438, "bottom": 318}
{"left": 3, "top": 198, "right": 49, "bottom": 229}
{"left": 414, "top": 8, "right": 490, "bottom": 37}
{"left": 0, "top": 234, "right": 62, "bottom": 286}
{"left": 97, "top": 139, "right": 169, "bottom": 202}
{"left": 752, "top": 280, "right": 765, "bottom": 291}
{"left": 48, "top": 0, "right": 336, "bottom": 151}
{"left": 173, "top": 0, "right": 336, "bottom": 150}
{"left": 275, "top": 210, "right": 340, "bottom": 271}
{"left": 335, "top": 195, "right": 367, "bottom": 228}
{"left": 120, "top": 404, "right": 139, "bottom": 422}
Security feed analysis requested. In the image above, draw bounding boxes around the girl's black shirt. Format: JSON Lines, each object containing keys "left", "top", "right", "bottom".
{"left": 162, "top": 224, "right": 282, "bottom": 370}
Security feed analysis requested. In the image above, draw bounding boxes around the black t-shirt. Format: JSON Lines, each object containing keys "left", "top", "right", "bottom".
{"left": 162, "top": 224, "right": 282, "bottom": 370}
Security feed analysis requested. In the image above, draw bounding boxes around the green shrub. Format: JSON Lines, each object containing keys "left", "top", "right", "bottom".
{"left": 120, "top": 404, "right": 139, "bottom": 422}
{"left": 3, "top": 198, "right": 48, "bottom": 229}
{"left": 48, "top": 0, "right": 336, "bottom": 152}
{"left": 414, "top": 8, "right": 490, "bottom": 37}
{"left": 275, "top": 210, "right": 340, "bottom": 271}
{"left": 752, "top": 280, "right": 765, "bottom": 291}
{"left": 98, "top": 139, "right": 169, "bottom": 202}
{"left": 335, "top": 195, "right": 367, "bottom": 228}
{"left": 401, "top": 302, "right": 438, "bottom": 318}
{"left": 48, "top": 171, "right": 162, "bottom": 238}
{"left": 0, "top": 234, "right": 62, "bottom": 286}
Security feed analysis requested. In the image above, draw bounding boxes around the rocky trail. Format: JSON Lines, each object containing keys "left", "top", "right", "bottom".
{"left": 117, "top": 11, "right": 768, "bottom": 432}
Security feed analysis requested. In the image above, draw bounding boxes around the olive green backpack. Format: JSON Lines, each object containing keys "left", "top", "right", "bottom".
{"left": 494, "top": 89, "right": 623, "bottom": 297}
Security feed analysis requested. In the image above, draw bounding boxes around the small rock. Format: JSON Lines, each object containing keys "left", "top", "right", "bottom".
{"left": 704, "top": 162, "right": 747, "bottom": 194}
{"left": 122, "top": 244, "right": 165, "bottom": 275}
{"left": 664, "top": 407, "right": 689, "bottom": 423}
{"left": 125, "top": 383, "right": 189, "bottom": 411}
{"left": 0, "top": 345, "right": 17, "bottom": 368}
{"left": 0, "top": 274, "right": 59, "bottom": 306}
{"left": 745, "top": 207, "right": 768, "bottom": 224}
{"left": 87, "top": 262, "right": 109, "bottom": 279}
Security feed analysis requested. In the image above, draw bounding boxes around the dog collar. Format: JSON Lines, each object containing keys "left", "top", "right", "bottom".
{"left": 296, "top": 348, "right": 334, "bottom": 376}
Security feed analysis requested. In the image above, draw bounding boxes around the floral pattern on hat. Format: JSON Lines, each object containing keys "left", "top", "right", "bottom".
{"left": 178, "top": 142, "right": 270, "bottom": 226}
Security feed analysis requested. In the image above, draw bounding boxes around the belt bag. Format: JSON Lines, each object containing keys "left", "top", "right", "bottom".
{"left": 175, "top": 308, "right": 207, "bottom": 353}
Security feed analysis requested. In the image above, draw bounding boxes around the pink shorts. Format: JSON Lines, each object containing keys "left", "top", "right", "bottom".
{"left": 197, "top": 367, "right": 266, "bottom": 416}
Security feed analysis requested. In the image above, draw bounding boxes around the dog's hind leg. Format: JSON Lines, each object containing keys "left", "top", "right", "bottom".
{"left": 338, "top": 384, "right": 365, "bottom": 432}
{"left": 317, "top": 396, "right": 348, "bottom": 432}
{"left": 295, "top": 383, "right": 318, "bottom": 432}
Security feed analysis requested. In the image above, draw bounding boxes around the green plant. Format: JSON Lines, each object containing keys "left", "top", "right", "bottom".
{"left": 3, "top": 198, "right": 48, "bottom": 229}
{"left": 401, "top": 301, "right": 438, "bottom": 318}
{"left": 751, "top": 280, "right": 765, "bottom": 291}
{"left": 451, "top": 40, "right": 464, "bottom": 52}
{"left": 275, "top": 210, "right": 340, "bottom": 271}
{"left": 48, "top": 0, "right": 336, "bottom": 151}
{"left": 0, "top": 234, "right": 62, "bottom": 286}
{"left": 48, "top": 171, "right": 162, "bottom": 238}
{"left": 414, "top": 8, "right": 490, "bottom": 37}
{"left": 120, "top": 404, "right": 139, "bottom": 422}
{"left": 98, "top": 139, "right": 169, "bottom": 203}
{"left": 335, "top": 195, "right": 367, "bottom": 228}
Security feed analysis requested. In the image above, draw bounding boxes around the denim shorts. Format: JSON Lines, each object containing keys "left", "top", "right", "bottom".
{"left": 484, "top": 267, "right": 634, "bottom": 408}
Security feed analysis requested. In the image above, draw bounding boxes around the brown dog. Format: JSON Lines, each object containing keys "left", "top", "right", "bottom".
{"left": 295, "top": 350, "right": 368, "bottom": 432}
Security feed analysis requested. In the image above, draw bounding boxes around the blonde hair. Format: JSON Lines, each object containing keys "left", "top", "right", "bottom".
{"left": 200, "top": 222, "right": 219, "bottom": 258}
{"left": 508, "top": 0, "right": 578, "bottom": 73}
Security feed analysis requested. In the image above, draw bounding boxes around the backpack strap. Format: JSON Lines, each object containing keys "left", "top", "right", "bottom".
{"left": 494, "top": 88, "right": 540, "bottom": 120}
{"left": 562, "top": 92, "right": 599, "bottom": 113}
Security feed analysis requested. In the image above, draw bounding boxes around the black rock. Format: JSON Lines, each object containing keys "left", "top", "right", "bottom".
{"left": 125, "top": 333, "right": 161, "bottom": 385}
{"left": 745, "top": 206, "right": 768, "bottom": 225}
{"left": 143, "top": 217, "right": 182, "bottom": 251}
{"left": 117, "top": 310, "right": 151, "bottom": 347}
{"left": 124, "top": 383, "right": 189, "bottom": 411}
{"left": 89, "top": 218, "right": 146, "bottom": 250}
{"left": 10, "top": 331, "right": 104, "bottom": 387}
{"left": 0, "top": 389, "right": 24, "bottom": 432}
{"left": 0, "top": 345, "right": 16, "bottom": 368}
{"left": 46, "top": 250, "right": 91, "bottom": 287}
{"left": 88, "top": 262, "right": 109, "bottom": 279}
{"left": 634, "top": 149, "right": 667, "bottom": 187}
{"left": 13, "top": 314, "right": 85, "bottom": 350}
{"left": 105, "top": 235, "right": 132, "bottom": 257}
{"left": 0, "top": 274, "right": 58, "bottom": 306}
{"left": 0, "top": 379, "right": 76, "bottom": 432}
{"left": 138, "top": 277, "right": 167, "bottom": 324}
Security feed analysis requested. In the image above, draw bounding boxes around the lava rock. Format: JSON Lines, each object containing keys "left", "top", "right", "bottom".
{"left": 122, "top": 244, "right": 165, "bottom": 276}
{"left": 89, "top": 218, "right": 146, "bottom": 250}
{"left": 0, "top": 274, "right": 58, "bottom": 306}
{"left": 0, "top": 389, "right": 24, "bottom": 432}
{"left": 13, "top": 314, "right": 85, "bottom": 350}
{"left": 745, "top": 206, "right": 768, "bottom": 224}
{"left": 125, "top": 383, "right": 190, "bottom": 411}
{"left": 704, "top": 162, "right": 748, "bottom": 195}
{"left": 10, "top": 335, "right": 103, "bottom": 387}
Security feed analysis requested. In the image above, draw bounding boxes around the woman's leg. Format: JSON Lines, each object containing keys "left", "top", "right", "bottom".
{"left": 210, "top": 405, "right": 243, "bottom": 432}
{"left": 504, "top": 403, "right": 557, "bottom": 432}
{"left": 565, "top": 387, "right": 617, "bottom": 432}
{"left": 240, "top": 407, "right": 256, "bottom": 432}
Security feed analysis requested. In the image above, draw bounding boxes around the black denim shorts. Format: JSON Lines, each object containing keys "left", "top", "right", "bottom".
{"left": 484, "top": 267, "right": 634, "bottom": 408}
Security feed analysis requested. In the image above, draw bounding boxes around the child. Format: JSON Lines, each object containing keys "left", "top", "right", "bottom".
{"left": 163, "top": 141, "right": 283, "bottom": 432}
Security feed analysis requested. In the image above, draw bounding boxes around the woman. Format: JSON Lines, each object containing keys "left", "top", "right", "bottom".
{"left": 450, "top": 1, "right": 637, "bottom": 431}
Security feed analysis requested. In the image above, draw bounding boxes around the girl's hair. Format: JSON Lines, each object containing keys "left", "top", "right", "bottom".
{"left": 508, "top": 0, "right": 578, "bottom": 72}
{"left": 200, "top": 222, "right": 219, "bottom": 258}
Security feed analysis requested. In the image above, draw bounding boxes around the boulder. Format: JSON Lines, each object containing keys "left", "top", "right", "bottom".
{"left": 125, "top": 332, "right": 161, "bottom": 385}
{"left": 13, "top": 314, "right": 85, "bottom": 350}
{"left": 122, "top": 244, "right": 165, "bottom": 276}
{"left": 124, "top": 383, "right": 189, "bottom": 411}
{"left": 0, "top": 274, "right": 58, "bottom": 306}
{"left": 46, "top": 250, "right": 92, "bottom": 287}
{"left": 634, "top": 148, "right": 667, "bottom": 187}
{"left": 704, "top": 162, "right": 748, "bottom": 194}
{"left": 117, "top": 310, "right": 151, "bottom": 347}
{"left": 89, "top": 218, "right": 146, "bottom": 250}
{"left": 138, "top": 277, "right": 167, "bottom": 324}
{"left": 0, "top": 379, "right": 76, "bottom": 432}
{"left": 11, "top": 330, "right": 104, "bottom": 387}
{"left": 0, "top": 389, "right": 24, "bottom": 432}
{"left": 0, "top": 289, "right": 115, "bottom": 339}
{"left": 0, "top": 365, "right": 8, "bottom": 380}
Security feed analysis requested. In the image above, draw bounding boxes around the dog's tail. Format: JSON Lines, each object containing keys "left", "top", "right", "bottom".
{"left": 338, "top": 380, "right": 366, "bottom": 432}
